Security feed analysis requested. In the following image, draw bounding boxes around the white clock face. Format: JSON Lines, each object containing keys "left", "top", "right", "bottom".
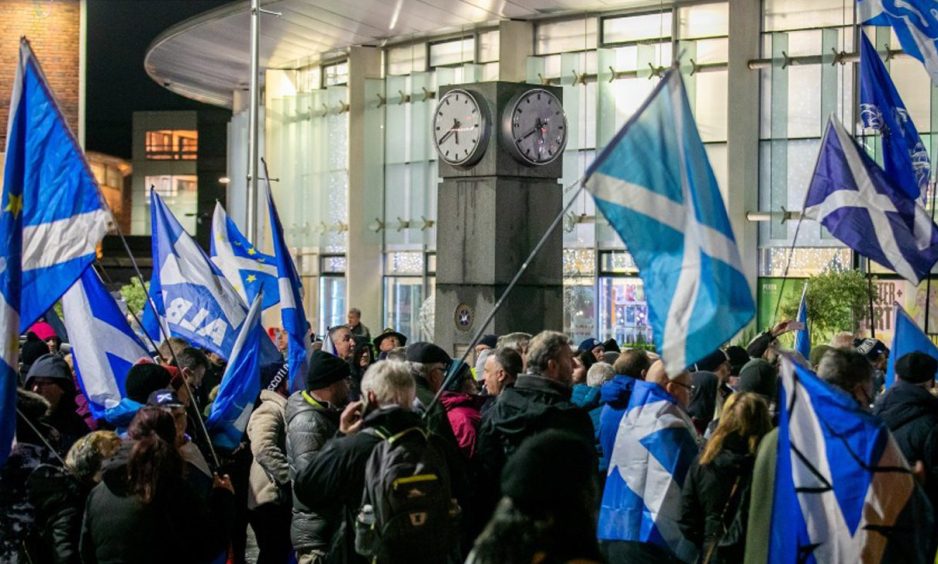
{"left": 432, "top": 89, "right": 489, "bottom": 167}
{"left": 504, "top": 88, "right": 567, "bottom": 166}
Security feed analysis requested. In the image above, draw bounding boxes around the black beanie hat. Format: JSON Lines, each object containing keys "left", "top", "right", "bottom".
{"left": 738, "top": 359, "right": 779, "bottom": 401}
{"left": 501, "top": 430, "right": 597, "bottom": 516}
{"left": 724, "top": 346, "right": 750, "bottom": 376}
{"left": 692, "top": 349, "right": 728, "bottom": 372}
{"left": 405, "top": 342, "right": 451, "bottom": 365}
{"left": 896, "top": 352, "right": 938, "bottom": 384}
{"left": 125, "top": 363, "right": 173, "bottom": 404}
{"left": 305, "top": 350, "right": 350, "bottom": 391}
{"left": 21, "top": 340, "right": 51, "bottom": 369}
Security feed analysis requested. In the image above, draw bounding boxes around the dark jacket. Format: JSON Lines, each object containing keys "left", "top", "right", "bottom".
{"left": 46, "top": 399, "right": 90, "bottom": 456}
{"left": 25, "top": 465, "right": 87, "bottom": 564}
{"left": 679, "top": 434, "right": 755, "bottom": 563}
{"left": 873, "top": 381, "right": 938, "bottom": 509}
{"left": 294, "top": 406, "right": 428, "bottom": 564}
{"left": 598, "top": 375, "right": 637, "bottom": 472}
{"left": 284, "top": 390, "right": 342, "bottom": 551}
{"left": 79, "top": 448, "right": 234, "bottom": 564}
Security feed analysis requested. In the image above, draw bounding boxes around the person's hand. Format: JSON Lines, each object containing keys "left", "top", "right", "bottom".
{"left": 771, "top": 320, "right": 792, "bottom": 337}
{"left": 913, "top": 460, "right": 927, "bottom": 485}
{"left": 212, "top": 473, "right": 234, "bottom": 494}
{"left": 340, "top": 400, "right": 365, "bottom": 435}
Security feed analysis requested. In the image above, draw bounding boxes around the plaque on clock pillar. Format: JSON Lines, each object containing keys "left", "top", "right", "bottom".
{"left": 432, "top": 82, "right": 566, "bottom": 355}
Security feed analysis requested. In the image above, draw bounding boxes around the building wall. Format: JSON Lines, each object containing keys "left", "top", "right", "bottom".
{"left": 0, "top": 0, "right": 81, "bottom": 148}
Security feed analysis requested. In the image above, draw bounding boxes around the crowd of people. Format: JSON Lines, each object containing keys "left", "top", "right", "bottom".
{"left": 2, "top": 311, "right": 937, "bottom": 564}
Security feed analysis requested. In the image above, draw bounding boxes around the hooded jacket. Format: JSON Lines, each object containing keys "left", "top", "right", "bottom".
{"left": 439, "top": 391, "right": 485, "bottom": 460}
{"left": 284, "top": 390, "right": 341, "bottom": 551}
{"left": 598, "top": 375, "right": 637, "bottom": 471}
{"left": 247, "top": 389, "right": 290, "bottom": 510}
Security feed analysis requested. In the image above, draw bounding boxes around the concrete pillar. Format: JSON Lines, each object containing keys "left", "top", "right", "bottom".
{"left": 726, "top": 0, "right": 761, "bottom": 296}
{"left": 498, "top": 20, "right": 533, "bottom": 82}
{"left": 346, "top": 46, "right": 384, "bottom": 334}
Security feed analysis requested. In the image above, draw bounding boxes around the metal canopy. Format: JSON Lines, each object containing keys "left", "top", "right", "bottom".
{"left": 145, "top": 0, "right": 662, "bottom": 108}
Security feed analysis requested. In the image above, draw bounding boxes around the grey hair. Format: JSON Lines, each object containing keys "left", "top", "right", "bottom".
{"left": 328, "top": 324, "right": 350, "bottom": 338}
{"left": 525, "top": 331, "right": 571, "bottom": 376}
{"left": 385, "top": 346, "right": 408, "bottom": 362}
{"left": 497, "top": 332, "right": 532, "bottom": 355}
{"left": 817, "top": 348, "right": 872, "bottom": 394}
{"left": 361, "top": 360, "right": 416, "bottom": 409}
{"left": 489, "top": 347, "right": 523, "bottom": 380}
{"left": 348, "top": 308, "right": 361, "bottom": 316}
{"left": 587, "top": 362, "right": 614, "bottom": 387}
{"left": 829, "top": 331, "right": 855, "bottom": 349}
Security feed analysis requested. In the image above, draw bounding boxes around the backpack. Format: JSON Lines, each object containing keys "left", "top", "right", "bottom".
{"left": 355, "top": 425, "right": 459, "bottom": 563}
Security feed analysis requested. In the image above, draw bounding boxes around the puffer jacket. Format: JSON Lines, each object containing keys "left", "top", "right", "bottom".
{"left": 247, "top": 390, "right": 290, "bottom": 510}
{"left": 284, "top": 390, "right": 341, "bottom": 551}
{"left": 25, "top": 465, "right": 88, "bottom": 564}
{"left": 598, "top": 375, "right": 637, "bottom": 471}
{"left": 439, "top": 391, "right": 485, "bottom": 460}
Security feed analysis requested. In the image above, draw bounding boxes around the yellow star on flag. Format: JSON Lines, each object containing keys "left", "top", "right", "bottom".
{"left": 4, "top": 194, "right": 22, "bottom": 217}
{"left": 247, "top": 247, "right": 257, "bottom": 256}
{"left": 246, "top": 274, "right": 257, "bottom": 283}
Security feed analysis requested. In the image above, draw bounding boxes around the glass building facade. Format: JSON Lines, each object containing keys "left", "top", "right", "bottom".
{"left": 261, "top": 0, "right": 938, "bottom": 345}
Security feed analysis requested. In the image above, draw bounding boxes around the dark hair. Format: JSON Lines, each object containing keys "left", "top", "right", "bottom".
{"left": 614, "top": 349, "right": 651, "bottom": 378}
{"left": 817, "top": 348, "right": 873, "bottom": 394}
{"left": 490, "top": 347, "right": 523, "bottom": 380}
{"left": 175, "top": 347, "right": 209, "bottom": 372}
{"left": 126, "top": 407, "right": 182, "bottom": 504}
{"left": 577, "top": 350, "right": 596, "bottom": 372}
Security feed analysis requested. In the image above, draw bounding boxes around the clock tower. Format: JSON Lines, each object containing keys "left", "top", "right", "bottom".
{"left": 433, "top": 81, "right": 566, "bottom": 355}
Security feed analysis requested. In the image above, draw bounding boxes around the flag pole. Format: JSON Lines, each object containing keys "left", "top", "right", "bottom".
{"left": 925, "top": 179, "right": 936, "bottom": 334}
{"left": 93, "top": 262, "right": 163, "bottom": 357}
{"left": 110, "top": 208, "right": 221, "bottom": 469}
{"left": 868, "top": 257, "right": 876, "bottom": 339}
{"left": 425, "top": 179, "right": 586, "bottom": 416}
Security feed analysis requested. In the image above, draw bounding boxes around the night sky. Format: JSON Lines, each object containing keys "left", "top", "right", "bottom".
{"left": 85, "top": 0, "right": 231, "bottom": 159}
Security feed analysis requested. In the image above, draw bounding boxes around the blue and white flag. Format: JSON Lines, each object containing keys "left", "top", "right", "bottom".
{"left": 860, "top": 0, "right": 938, "bottom": 85}
{"left": 598, "top": 379, "right": 700, "bottom": 562}
{"left": 207, "top": 293, "right": 264, "bottom": 451}
{"left": 584, "top": 69, "right": 755, "bottom": 376}
{"left": 0, "top": 40, "right": 112, "bottom": 463}
{"left": 859, "top": 32, "right": 930, "bottom": 202}
{"left": 266, "top": 185, "right": 309, "bottom": 391}
{"left": 210, "top": 202, "right": 279, "bottom": 310}
{"left": 885, "top": 303, "right": 938, "bottom": 387}
{"left": 804, "top": 116, "right": 938, "bottom": 285}
{"left": 768, "top": 354, "right": 930, "bottom": 562}
{"left": 62, "top": 267, "right": 149, "bottom": 419}
{"left": 142, "top": 190, "right": 248, "bottom": 358}
{"left": 794, "top": 283, "right": 811, "bottom": 361}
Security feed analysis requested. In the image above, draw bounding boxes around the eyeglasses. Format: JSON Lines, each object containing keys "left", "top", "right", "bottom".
{"left": 672, "top": 381, "right": 697, "bottom": 393}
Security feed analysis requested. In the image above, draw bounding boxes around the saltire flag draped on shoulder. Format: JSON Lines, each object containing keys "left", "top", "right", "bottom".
{"left": 584, "top": 69, "right": 754, "bottom": 376}
{"left": 598, "top": 378, "right": 700, "bottom": 562}
{"left": 265, "top": 184, "right": 309, "bottom": 392}
{"left": 794, "top": 283, "right": 811, "bottom": 361}
{"left": 803, "top": 116, "right": 938, "bottom": 285}
{"left": 859, "top": 32, "right": 930, "bottom": 202}
{"left": 768, "top": 354, "right": 933, "bottom": 562}
{"left": 210, "top": 202, "right": 279, "bottom": 310}
{"left": 1, "top": 40, "right": 112, "bottom": 464}
{"left": 885, "top": 303, "right": 938, "bottom": 388}
{"left": 859, "top": 0, "right": 938, "bottom": 85}
{"left": 62, "top": 267, "right": 149, "bottom": 419}
{"left": 207, "top": 292, "right": 264, "bottom": 450}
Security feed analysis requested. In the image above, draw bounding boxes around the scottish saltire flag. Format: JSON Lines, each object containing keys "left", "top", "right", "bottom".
{"left": 768, "top": 354, "right": 932, "bottom": 562}
{"left": 598, "top": 379, "right": 699, "bottom": 562}
{"left": 885, "top": 303, "right": 938, "bottom": 387}
{"left": 207, "top": 293, "right": 264, "bottom": 450}
{"left": 142, "top": 190, "right": 248, "bottom": 358}
{"left": 62, "top": 267, "right": 149, "bottom": 419}
{"left": 584, "top": 69, "right": 754, "bottom": 376}
{"left": 859, "top": 32, "right": 930, "bottom": 201}
{"left": 794, "top": 283, "right": 811, "bottom": 360}
{"left": 860, "top": 0, "right": 938, "bottom": 85}
{"left": 266, "top": 185, "right": 309, "bottom": 391}
{"left": 210, "top": 202, "right": 279, "bottom": 310}
{"left": 804, "top": 116, "right": 938, "bottom": 284}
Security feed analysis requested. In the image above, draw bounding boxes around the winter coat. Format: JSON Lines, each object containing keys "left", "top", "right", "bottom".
{"left": 284, "top": 390, "right": 341, "bottom": 551}
{"left": 45, "top": 398, "right": 91, "bottom": 456}
{"left": 439, "top": 391, "right": 485, "bottom": 460}
{"left": 25, "top": 464, "right": 88, "bottom": 564}
{"left": 294, "top": 406, "right": 433, "bottom": 564}
{"left": 598, "top": 375, "right": 637, "bottom": 472}
{"left": 79, "top": 447, "right": 234, "bottom": 564}
{"left": 873, "top": 381, "right": 938, "bottom": 511}
{"left": 247, "top": 390, "right": 290, "bottom": 510}
{"left": 679, "top": 434, "right": 755, "bottom": 563}
{"left": 687, "top": 371, "right": 719, "bottom": 435}
{"left": 571, "top": 384, "right": 601, "bottom": 411}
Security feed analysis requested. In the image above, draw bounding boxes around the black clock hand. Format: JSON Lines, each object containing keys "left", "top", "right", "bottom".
{"left": 519, "top": 118, "right": 543, "bottom": 142}
{"left": 439, "top": 128, "right": 455, "bottom": 145}
{"left": 439, "top": 118, "right": 460, "bottom": 145}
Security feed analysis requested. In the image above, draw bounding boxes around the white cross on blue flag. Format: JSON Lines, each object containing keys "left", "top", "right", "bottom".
{"left": 584, "top": 69, "right": 754, "bottom": 376}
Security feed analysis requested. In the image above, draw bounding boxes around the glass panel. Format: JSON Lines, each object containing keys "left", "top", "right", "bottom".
{"left": 764, "top": 0, "right": 854, "bottom": 32}
{"left": 144, "top": 130, "right": 198, "bottom": 160}
{"left": 563, "top": 248, "right": 596, "bottom": 277}
{"left": 705, "top": 143, "right": 729, "bottom": 202}
{"left": 598, "top": 277, "right": 654, "bottom": 346}
{"left": 564, "top": 278, "right": 596, "bottom": 344}
{"left": 535, "top": 17, "right": 598, "bottom": 55}
{"left": 385, "top": 251, "right": 424, "bottom": 275}
{"left": 388, "top": 43, "right": 427, "bottom": 75}
{"left": 678, "top": 3, "right": 728, "bottom": 39}
{"left": 758, "top": 247, "right": 851, "bottom": 277}
{"left": 321, "top": 255, "right": 347, "bottom": 273}
{"left": 695, "top": 70, "right": 728, "bottom": 142}
{"left": 319, "top": 276, "right": 347, "bottom": 335}
{"left": 429, "top": 37, "right": 475, "bottom": 67}
{"left": 478, "top": 30, "right": 499, "bottom": 63}
{"left": 602, "top": 12, "right": 672, "bottom": 45}
{"left": 144, "top": 175, "right": 198, "bottom": 235}
{"left": 600, "top": 251, "right": 639, "bottom": 274}
{"left": 323, "top": 61, "right": 349, "bottom": 86}
{"left": 383, "top": 277, "right": 424, "bottom": 342}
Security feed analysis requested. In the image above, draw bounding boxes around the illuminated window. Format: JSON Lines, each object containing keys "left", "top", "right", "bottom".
{"left": 323, "top": 61, "right": 349, "bottom": 87}
{"left": 145, "top": 129, "right": 198, "bottom": 160}
{"left": 429, "top": 36, "right": 475, "bottom": 68}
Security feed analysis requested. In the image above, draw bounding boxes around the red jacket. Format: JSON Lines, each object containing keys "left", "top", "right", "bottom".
{"left": 439, "top": 392, "right": 485, "bottom": 460}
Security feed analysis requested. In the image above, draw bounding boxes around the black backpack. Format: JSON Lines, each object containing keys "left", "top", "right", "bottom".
{"left": 355, "top": 425, "right": 458, "bottom": 563}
